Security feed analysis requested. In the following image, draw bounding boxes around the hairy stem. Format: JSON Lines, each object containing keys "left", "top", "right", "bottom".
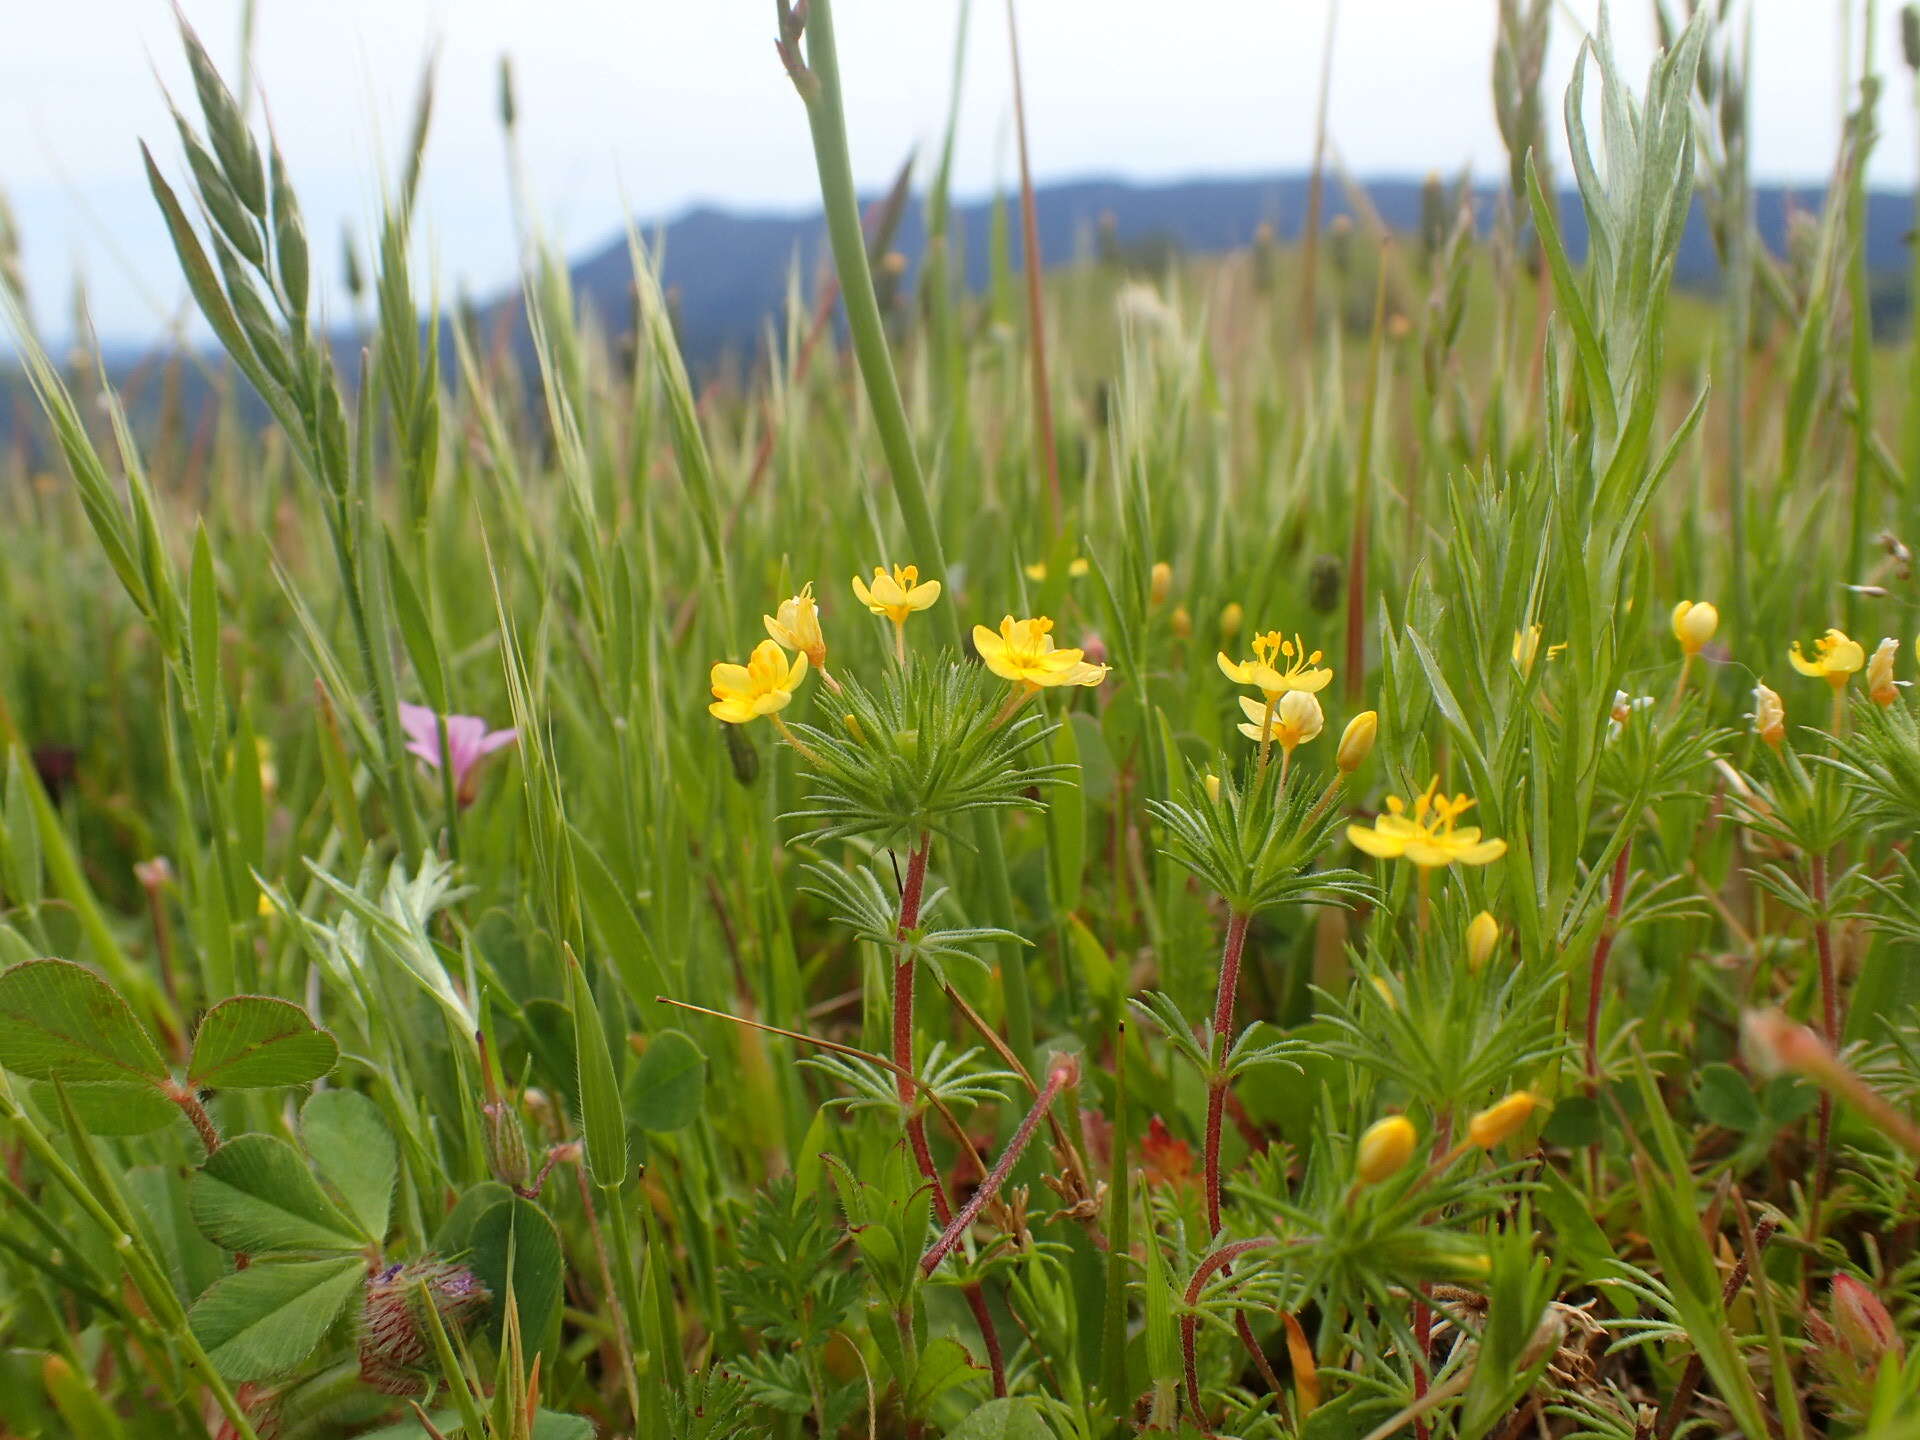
{"left": 1205, "top": 910, "right": 1252, "bottom": 1237}
{"left": 921, "top": 1057, "right": 1072, "bottom": 1274}
{"left": 1585, "top": 837, "right": 1633, "bottom": 1091}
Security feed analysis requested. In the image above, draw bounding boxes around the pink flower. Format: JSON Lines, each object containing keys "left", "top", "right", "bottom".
{"left": 400, "top": 703, "right": 517, "bottom": 806}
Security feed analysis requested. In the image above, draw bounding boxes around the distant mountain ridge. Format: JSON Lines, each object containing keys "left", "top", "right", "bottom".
{"left": 559, "top": 171, "right": 1916, "bottom": 367}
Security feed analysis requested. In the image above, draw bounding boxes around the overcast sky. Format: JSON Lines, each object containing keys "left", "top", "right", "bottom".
{"left": 1, "top": 1, "right": 1908, "bottom": 343}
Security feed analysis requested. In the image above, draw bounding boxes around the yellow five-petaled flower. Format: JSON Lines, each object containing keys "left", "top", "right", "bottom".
{"left": 709, "top": 640, "right": 809, "bottom": 725}
{"left": 973, "top": 615, "right": 1109, "bottom": 690}
{"left": 853, "top": 564, "right": 941, "bottom": 625}
{"left": 1218, "top": 630, "right": 1333, "bottom": 699}
{"left": 1237, "top": 691, "right": 1323, "bottom": 751}
{"left": 1347, "top": 778, "right": 1507, "bottom": 869}
{"left": 1789, "top": 628, "right": 1866, "bottom": 689}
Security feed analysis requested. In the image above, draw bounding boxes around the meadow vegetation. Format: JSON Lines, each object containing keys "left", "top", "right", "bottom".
{"left": 6, "top": 1, "right": 1920, "bottom": 1436}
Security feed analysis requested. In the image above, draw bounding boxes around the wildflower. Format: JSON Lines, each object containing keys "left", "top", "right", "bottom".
{"left": 1347, "top": 779, "right": 1507, "bottom": 868}
{"left": 1336, "top": 710, "right": 1378, "bottom": 772}
{"left": 1023, "top": 558, "right": 1089, "bottom": 581}
{"left": 1150, "top": 560, "right": 1173, "bottom": 605}
{"left": 764, "top": 581, "right": 827, "bottom": 669}
{"left": 1356, "top": 1115, "right": 1417, "bottom": 1184}
{"left": 1867, "top": 637, "right": 1902, "bottom": 706}
{"left": 1238, "top": 689, "right": 1323, "bottom": 752}
{"left": 1204, "top": 772, "right": 1222, "bottom": 804}
{"left": 708, "top": 640, "right": 809, "bottom": 725}
{"left": 1789, "top": 628, "right": 1866, "bottom": 688}
{"left": 1511, "top": 625, "right": 1567, "bottom": 675}
{"left": 1467, "top": 1091, "right": 1537, "bottom": 1149}
{"left": 1670, "top": 600, "right": 1718, "bottom": 655}
{"left": 973, "top": 615, "right": 1110, "bottom": 690}
{"left": 358, "top": 1260, "right": 491, "bottom": 1395}
{"left": 1466, "top": 911, "right": 1499, "bottom": 972}
{"left": 1218, "top": 631, "right": 1333, "bottom": 698}
{"left": 1749, "top": 682, "right": 1786, "bottom": 748}
{"left": 1830, "top": 1274, "right": 1902, "bottom": 1366}
{"left": 1219, "top": 602, "right": 1245, "bottom": 641}
{"left": 255, "top": 737, "right": 279, "bottom": 798}
{"left": 399, "top": 703, "right": 519, "bottom": 807}
{"left": 852, "top": 564, "right": 940, "bottom": 658}
{"left": 1370, "top": 975, "right": 1398, "bottom": 1011}
{"left": 1170, "top": 605, "right": 1193, "bottom": 638}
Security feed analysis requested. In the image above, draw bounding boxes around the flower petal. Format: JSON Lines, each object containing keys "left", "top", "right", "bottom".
{"left": 1451, "top": 838, "right": 1508, "bottom": 865}
{"left": 1347, "top": 825, "right": 1406, "bottom": 858}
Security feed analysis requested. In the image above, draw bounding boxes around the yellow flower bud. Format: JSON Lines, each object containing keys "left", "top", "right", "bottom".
{"left": 1219, "top": 602, "right": 1245, "bottom": 641}
{"left": 1369, "top": 975, "right": 1397, "bottom": 1011}
{"left": 1150, "top": 560, "right": 1173, "bottom": 606}
{"left": 1336, "top": 710, "right": 1378, "bottom": 773}
{"left": 1466, "top": 911, "right": 1499, "bottom": 972}
{"left": 1467, "top": 1091, "right": 1538, "bottom": 1150}
{"left": 1356, "top": 1115, "right": 1417, "bottom": 1185}
{"left": 1670, "top": 600, "right": 1718, "bottom": 656}
{"left": 1868, "top": 637, "right": 1901, "bottom": 706}
{"left": 1204, "top": 772, "right": 1222, "bottom": 804}
{"left": 1170, "top": 605, "right": 1193, "bottom": 639}
{"left": 1750, "top": 682, "right": 1785, "bottom": 748}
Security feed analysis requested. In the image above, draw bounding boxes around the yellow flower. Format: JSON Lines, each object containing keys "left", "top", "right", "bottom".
{"left": 1750, "top": 682, "right": 1786, "bottom": 748}
{"left": 1789, "top": 628, "right": 1866, "bottom": 688}
{"left": 1170, "top": 605, "right": 1193, "bottom": 638}
{"left": 973, "top": 615, "right": 1109, "bottom": 689}
{"left": 1237, "top": 690, "right": 1323, "bottom": 750}
{"left": 709, "top": 640, "right": 809, "bottom": 724}
{"left": 1467, "top": 1091, "right": 1538, "bottom": 1149}
{"left": 1466, "top": 911, "right": 1499, "bottom": 972}
{"left": 1336, "top": 710, "right": 1377, "bottom": 773}
{"left": 1347, "top": 779, "right": 1507, "bottom": 869}
{"left": 764, "top": 581, "right": 827, "bottom": 668}
{"left": 1203, "top": 772, "right": 1222, "bottom": 804}
{"left": 852, "top": 564, "right": 941, "bottom": 625}
{"left": 1868, "top": 637, "right": 1902, "bottom": 706}
{"left": 1670, "top": 600, "right": 1718, "bottom": 655}
{"left": 1512, "top": 624, "right": 1567, "bottom": 675}
{"left": 1356, "top": 1115, "right": 1417, "bottom": 1185}
{"left": 1219, "top": 602, "right": 1245, "bottom": 641}
{"left": 1150, "top": 560, "right": 1173, "bottom": 606}
{"left": 1218, "top": 631, "right": 1333, "bottom": 699}
{"left": 1025, "top": 558, "right": 1089, "bottom": 581}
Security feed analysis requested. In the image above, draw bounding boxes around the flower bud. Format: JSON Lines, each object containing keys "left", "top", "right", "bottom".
{"left": 483, "top": 1098, "right": 532, "bottom": 1190}
{"left": 1751, "top": 682, "right": 1786, "bottom": 748}
{"left": 1079, "top": 630, "right": 1109, "bottom": 667}
{"left": 1742, "top": 1007, "right": 1828, "bottom": 1078}
{"left": 1466, "top": 911, "right": 1499, "bottom": 972}
{"left": 1671, "top": 599, "right": 1718, "bottom": 655}
{"left": 841, "top": 712, "right": 866, "bottom": 745}
{"left": 1204, "top": 772, "right": 1222, "bottom": 804}
{"left": 1868, "top": 637, "right": 1901, "bottom": 706}
{"left": 1170, "top": 605, "right": 1193, "bottom": 639}
{"left": 1831, "top": 1273, "right": 1902, "bottom": 1365}
{"left": 1336, "top": 710, "right": 1377, "bottom": 772}
{"left": 1370, "top": 975, "right": 1398, "bottom": 1012}
{"left": 1355, "top": 1115, "right": 1416, "bottom": 1184}
{"left": 1219, "top": 602, "right": 1244, "bottom": 641}
{"left": 1467, "top": 1091, "right": 1538, "bottom": 1149}
{"left": 1150, "top": 560, "right": 1173, "bottom": 606}
{"left": 358, "top": 1261, "right": 491, "bottom": 1394}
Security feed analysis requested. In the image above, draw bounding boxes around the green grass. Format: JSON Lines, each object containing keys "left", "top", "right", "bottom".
{"left": 4, "top": 2, "right": 1920, "bottom": 1437}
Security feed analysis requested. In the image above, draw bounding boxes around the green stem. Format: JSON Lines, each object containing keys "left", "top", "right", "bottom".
{"left": 796, "top": 0, "right": 1033, "bottom": 1067}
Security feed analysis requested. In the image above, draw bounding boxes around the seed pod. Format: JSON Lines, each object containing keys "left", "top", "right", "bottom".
{"left": 722, "top": 722, "right": 759, "bottom": 786}
{"left": 1307, "top": 554, "right": 1343, "bottom": 614}
{"left": 483, "top": 1097, "right": 532, "bottom": 1189}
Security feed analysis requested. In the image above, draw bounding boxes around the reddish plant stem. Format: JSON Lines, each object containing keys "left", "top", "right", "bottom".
{"left": 1204, "top": 910, "right": 1252, "bottom": 1238}
{"left": 1411, "top": 1299, "right": 1433, "bottom": 1440}
{"left": 892, "top": 834, "right": 1008, "bottom": 1396}
{"left": 1584, "top": 838, "right": 1634, "bottom": 1092}
{"left": 166, "top": 1082, "right": 222, "bottom": 1157}
{"left": 1181, "top": 1238, "right": 1273, "bottom": 1423}
{"left": 1810, "top": 851, "right": 1840, "bottom": 1243}
{"left": 921, "top": 1059, "right": 1072, "bottom": 1275}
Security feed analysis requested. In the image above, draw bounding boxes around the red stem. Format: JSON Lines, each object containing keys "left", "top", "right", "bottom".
{"left": 1181, "top": 1238, "right": 1273, "bottom": 1423}
{"left": 1810, "top": 852, "right": 1839, "bottom": 1242}
{"left": 1204, "top": 911, "right": 1252, "bottom": 1237}
{"left": 892, "top": 834, "right": 1008, "bottom": 1396}
{"left": 921, "top": 1060, "right": 1072, "bottom": 1275}
{"left": 1584, "top": 838, "right": 1633, "bottom": 1092}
